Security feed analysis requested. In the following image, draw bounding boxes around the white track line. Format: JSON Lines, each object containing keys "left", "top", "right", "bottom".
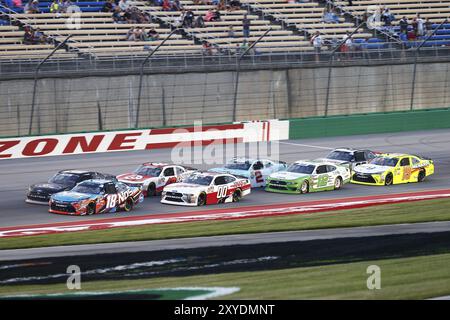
{"left": 279, "top": 141, "right": 334, "bottom": 150}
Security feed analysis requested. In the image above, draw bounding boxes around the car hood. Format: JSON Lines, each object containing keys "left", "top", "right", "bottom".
{"left": 163, "top": 183, "right": 206, "bottom": 194}
{"left": 116, "top": 173, "right": 156, "bottom": 183}
{"left": 30, "top": 183, "right": 68, "bottom": 193}
{"left": 51, "top": 191, "right": 95, "bottom": 202}
{"left": 354, "top": 164, "right": 391, "bottom": 174}
{"left": 269, "top": 171, "right": 310, "bottom": 181}
{"left": 208, "top": 167, "right": 250, "bottom": 177}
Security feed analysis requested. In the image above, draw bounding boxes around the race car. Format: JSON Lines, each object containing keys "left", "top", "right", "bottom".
{"left": 49, "top": 179, "right": 143, "bottom": 215}
{"left": 209, "top": 157, "right": 287, "bottom": 187}
{"left": 161, "top": 171, "right": 251, "bottom": 206}
{"left": 26, "top": 170, "right": 115, "bottom": 204}
{"left": 265, "top": 160, "right": 351, "bottom": 194}
{"left": 315, "top": 148, "right": 378, "bottom": 170}
{"left": 116, "top": 162, "right": 197, "bottom": 197}
{"left": 351, "top": 153, "right": 434, "bottom": 186}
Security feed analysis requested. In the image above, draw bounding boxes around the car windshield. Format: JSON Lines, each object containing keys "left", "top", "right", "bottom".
{"left": 184, "top": 174, "right": 213, "bottom": 186}
{"left": 370, "top": 157, "right": 398, "bottom": 167}
{"left": 224, "top": 160, "right": 252, "bottom": 171}
{"left": 48, "top": 173, "right": 80, "bottom": 186}
{"left": 326, "top": 151, "right": 354, "bottom": 162}
{"left": 287, "top": 164, "right": 315, "bottom": 174}
{"left": 72, "top": 182, "right": 103, "bottom": 194}
{"left": 134, "top": 165, "right": 162, "bottom": 177}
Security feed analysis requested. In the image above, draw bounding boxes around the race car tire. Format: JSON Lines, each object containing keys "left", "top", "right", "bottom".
{"left": 86, "top": 203, "right": 95, "bottom": 215}
{"left": 385, "top": 173, "right": 393, "bottom": 186}
{"left": 334, "top": 176, "right": 343, "bottom": 190}
{"left": 147, "top": 183, "right": 156, "bottom": 197}
{"left": 418, "top": 169, "right": 426, "bottom": 183}
{"left": 124, "top": 198, "right": 133, "bottom": 212}
{"left": 300, "top": 180, "right": 309, "bottom": 194}
{"left": 197, "top": 192, "right": 207, "bottom": 206}
{"left": 232, "top": 189, "right": 242, "bottom": 202}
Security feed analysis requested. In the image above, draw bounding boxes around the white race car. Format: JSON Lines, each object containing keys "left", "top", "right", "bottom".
{"left": 209, "top": 157, "right": 287, "bottom": 187}
{"left": 117, "top": 162, "right": 197, "bottom": 197}
{"left": 161, "top": 172, "right": 252, "bottom": 206}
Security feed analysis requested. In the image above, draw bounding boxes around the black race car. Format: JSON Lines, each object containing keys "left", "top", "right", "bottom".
{"left": 26, "top": 170, "right": 115, "bottom": 205}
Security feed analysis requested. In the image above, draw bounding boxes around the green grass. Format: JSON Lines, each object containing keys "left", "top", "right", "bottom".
{"left": 2, "top": 197, "right": 450, "bottom": 250}
{"left": 1, "top": 252, "right": 450, "bottom": 299}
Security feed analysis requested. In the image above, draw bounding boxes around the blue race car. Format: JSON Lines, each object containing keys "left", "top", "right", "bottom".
{"left": 209, "top": 157, "right": 287, "bottom": 187}
{"left": 49, "top": 179, "right": 144, "bottom": 216}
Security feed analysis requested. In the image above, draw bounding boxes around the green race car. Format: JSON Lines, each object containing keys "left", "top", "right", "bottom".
{"left": 265, "top": 160, "right": 351, "bottom": 194}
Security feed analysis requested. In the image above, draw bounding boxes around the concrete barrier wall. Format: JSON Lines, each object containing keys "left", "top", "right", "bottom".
{"left": 0, "top": 61, "right": 449, "bottom": 137}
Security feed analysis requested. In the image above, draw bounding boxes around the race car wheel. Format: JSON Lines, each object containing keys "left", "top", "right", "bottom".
{"left": 334, "top": 177, "right": 343, "bottom": 190}
{"left": 124, "top": 198, "right": 133, "bottom": 212}
{"left": 197, "top": 193, "right": 207, "bottom": 206}
{"left": 300, "top": 180, "right": 309, "bottom": 194}
{"left": 232, "top": 189, "right": 242, "bottom": 202}
{"left": 147, "top": 183, "right": 156, "bottom": 197}
{"left": 385, "top": 173, "right": 393, "bottom": 186}
{"left": 418, "top": 170, "right": 426, "bottom": 183}
{"left": 86, "top": 203, "right": 95, "bottom": 216}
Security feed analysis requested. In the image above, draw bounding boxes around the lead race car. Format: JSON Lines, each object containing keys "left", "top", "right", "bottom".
{"left": 49, "top": 179, "right": 144, "bottom": 215}
{"left": 209, "top": 158, "right": 287, "bottom": 187}
{"left": 161, "top": 172, "right": 251, "bottom": 206}
{"left": 116, "top": 162, "right": 197, "bottom": 197}
{"left": 265, "top": 160, "right": 351, "bottom": 194}
{"left": 26, "top": 170, "right": 115, "bottom": 204}
{"left": 351, "top": 153, "right": 434, "bottom": 186}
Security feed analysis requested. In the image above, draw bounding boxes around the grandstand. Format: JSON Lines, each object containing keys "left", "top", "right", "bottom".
{"left": 0, "top": 0, "right": 449, "bottom": 61}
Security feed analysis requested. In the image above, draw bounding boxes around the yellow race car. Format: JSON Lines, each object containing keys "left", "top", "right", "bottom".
{"left": 351, "top": 153, "right": 434, "bottom": 186}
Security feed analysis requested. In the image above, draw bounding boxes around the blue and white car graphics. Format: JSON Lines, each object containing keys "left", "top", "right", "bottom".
{"left": 209, "top": 158, "right": 287, "bottom": 187}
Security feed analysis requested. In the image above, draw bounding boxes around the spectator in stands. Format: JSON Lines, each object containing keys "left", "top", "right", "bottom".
{"left": 60, "top": 0, "right": 72, "bottom": 13}
{"left": 50, "top": 0, "right": 61, "bottom": 13}
{"left": 172, "top": 0, "right": 183, "bottom": 11}
{"left": 242, "top": 14, "right": 250, "bottom": 38}
{"left": 381, "top": 7, "right": 395, "bottom": 26}
{"left": 112, "top": 6, "right": 124, "bottom": 23}
{"left": 229, "top": 0, "right": 240, "bottom": 11}
{"left": 33, "top": 27, "right": 46, "bottom": 43}
{"left": 323, "top": 8, "right": 339, "bottom": 24}
{"left": 202, "top": 40, "right": 213, "bottom": 55}
{"left": 212, "top": 9, "right": 221, "bottom": 21}
{"left": 399, "top": 16, "right": 408, "bottom": 35}
{"left": 118, "top": 0, "right": 130, "bottom": 12}
{"left": 147, "top": 28, "right": 159, "bottom": 41}
{"left": 311, "top": 31, "right": 323, "bottom": 54}
{"left": 102, "top": 0, "right": 116, "bottom": 12}
{"left": 11, "top": 0, "right": 23, "bottom": 10}
{"left": 162, "top": 0, "right": 170, "bottom": 11}
{"left": 416, "top": 14, "right": 425, "bottom": 37}
{"left": 217, "top": 0, "right": 226, "bottom": 11}
{"left": 204, "top": 9, "right": 214, "bottom": 22}
{"left": 184, "top": 9, "right": 195, "bottom": 28}
{"left": 228, "top": 25, "right": 235, "bottom": 38}
{"left": 195, "top": 15, "right": 205, "bottom": 28}
{"left": 24, "top": 0, "right": 41, "bottom": 14}
{"left": 411, "top": 17, "right": 418, "bottom": 36}
{"left": 23, "top": 26, "right": 35, "bottom": 44}
{"left": 240, "top": 39, "right": 248, "bottom": 52}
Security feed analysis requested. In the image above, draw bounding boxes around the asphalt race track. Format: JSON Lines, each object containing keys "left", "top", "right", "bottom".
{"left": 1, "top": 129, "right": 450, "bottom": 228}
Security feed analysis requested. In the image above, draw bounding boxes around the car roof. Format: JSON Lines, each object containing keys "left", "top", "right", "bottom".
{"left": 59, "top": 169, "right": 92, "bottom": 175}
{"left": 379, "top": 153, "right": 409, "bottom": 158}
{"left": 80, "top": 179, "right": 115, "bottom": 185}
{"left": 229, "top": 157, "right": 256, "bottom": 163}
{"left": 141, "top": 162, "right": 170, "bottom": 168}
{"left": 294, "top": 159, "right": 336, "bottom": 166}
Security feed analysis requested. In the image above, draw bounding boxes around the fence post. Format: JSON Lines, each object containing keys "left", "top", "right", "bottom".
{"left": 232, "top": 28, "right": 271, "bottom": 122}
{"left": 135, "top": 29, "right": 178, "bottom": 129}
{"left": 29, "top": 35, "right": 72, "bottom": 135}
{"left": 324, "top": 22, "right": 366, "bottom": 117}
